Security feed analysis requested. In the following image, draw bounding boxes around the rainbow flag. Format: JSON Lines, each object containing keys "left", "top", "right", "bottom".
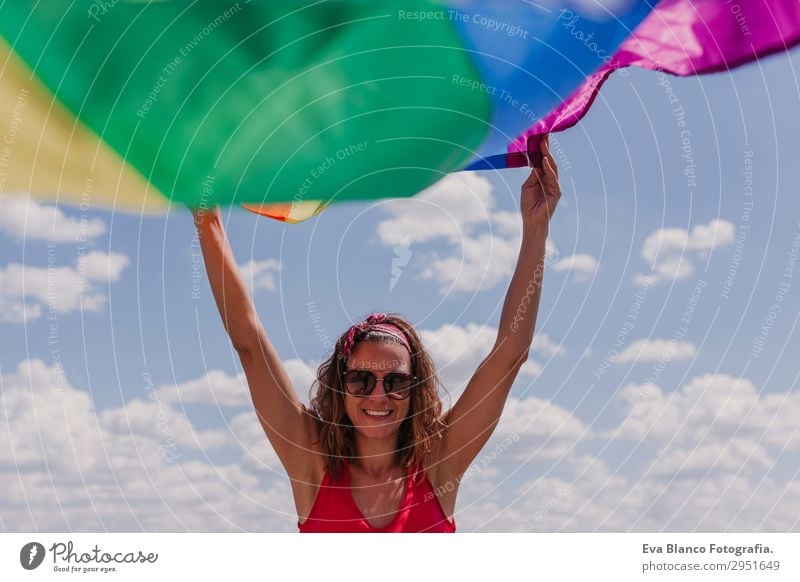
{"left": 1, "top": 1, "right": 797, "bottom": 223}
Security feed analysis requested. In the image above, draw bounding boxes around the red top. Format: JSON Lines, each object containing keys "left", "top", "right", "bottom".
{"left": 298, "top": 459, "right": 456, "bottom": 533}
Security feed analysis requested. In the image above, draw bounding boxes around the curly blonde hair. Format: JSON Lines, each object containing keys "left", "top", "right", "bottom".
{"left": 306, "top": 313, "right": 446, "bottom": 482}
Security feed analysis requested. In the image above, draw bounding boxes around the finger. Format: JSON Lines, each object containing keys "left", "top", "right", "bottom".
{"left": 523, "top": 165, "right": 543, "bottom": 186}
{"left": 542, "top": 134, "right": 554, "bottom": 163}
{"left": 540, "top": 137, "right": 559, "bottom": 179}
{"left": 543, "top": 143, "right": 558, "bottom": 178}
{"left": 543, "top": 156, "right": 559, "bottom": 186}
{"left": 539, "top": 139, "right": 549, "bottom": 169}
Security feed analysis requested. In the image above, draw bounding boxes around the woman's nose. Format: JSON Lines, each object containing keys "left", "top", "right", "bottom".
{"left": 369, "top": 377, "right": 389, "bottom": 398}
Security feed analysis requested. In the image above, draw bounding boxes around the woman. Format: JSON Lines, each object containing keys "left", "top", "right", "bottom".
{"left": 193, "top": 134, "right": 561, "bottom": 532}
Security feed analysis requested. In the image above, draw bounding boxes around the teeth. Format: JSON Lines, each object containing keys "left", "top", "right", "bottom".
{"left": 364, "top": 409, "right": 391, "bottom": 417}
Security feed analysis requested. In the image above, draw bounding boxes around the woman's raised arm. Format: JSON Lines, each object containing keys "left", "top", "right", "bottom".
{"left": 433, "top": 134, "right": 561, "bottom": 483}
{"left": 192, "top": 207, "right": 319, "bottom": 479}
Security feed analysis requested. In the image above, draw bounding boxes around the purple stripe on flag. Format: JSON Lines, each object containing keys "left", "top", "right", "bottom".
{"left": 506, "top": 0, "right": 800, "bottom": 165}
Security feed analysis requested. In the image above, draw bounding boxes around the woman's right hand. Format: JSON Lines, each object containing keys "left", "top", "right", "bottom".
{"left": 520, "top": 134, "right": 561, "bottom": 229}
{"left": 191, "top": 205, "right": 220, "bottom": 227}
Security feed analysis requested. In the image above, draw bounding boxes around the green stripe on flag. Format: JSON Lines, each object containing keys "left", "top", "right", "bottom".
{"left": 0, "top": 2, "right": 491, "bottom": 208}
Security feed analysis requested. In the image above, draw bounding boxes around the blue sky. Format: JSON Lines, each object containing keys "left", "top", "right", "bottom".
{"left": 1, "top": 45, "right": 799, "bottom": 532}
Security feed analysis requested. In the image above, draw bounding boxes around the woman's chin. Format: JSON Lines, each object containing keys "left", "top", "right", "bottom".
{"left": 350, "top": 408, "right": 405, "bottom": 439}
{"left": 353, "top": 424, "right": 399, "bottom": 440}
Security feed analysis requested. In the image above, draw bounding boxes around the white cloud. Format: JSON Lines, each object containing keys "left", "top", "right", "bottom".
{"left": 614, "top": 338, "right": 697, "bottom": 364}
{"left": 99, "top": 397, "right": 232, "bottom": 451}
{"left": 418, "top": 232, "right": 523, "bottom": 294}
{"left": 599, "top": 372, "right": 800, "bottom": 486}
{"left": 229, "top": 411, "right": 284, "bottom": 474}
{"left": 552, "top": 253, "right": 598, "bottom": 282}
{"left": 377, "top": 173, "right": 494, "bottom": 246}
{"left": 636, "top": 219, "right": 734, "bottom": 285}
{"left": 0, "top": 359, "right": 233, "bottom": 475}
{"left": 458, "top": 452, "right": 800, "bottom": 531}
{"left": 0, "top": 296, "right": 42, "bottom": 323}
{"left": 0, "top": 251, "right": 129, "bottom": 322}
{"left": 0, "top": 461, "right": 295, "bottom": 531}
{"left": 421, "top": 322, "right": 554, "bottom": 407}
{"left": 519, "top": 360, "right": 542, "bottom": 377}
{"left": 0, "top": 196, "right": 107, "bottom": 242}
{"left": 155, "top": 359, "right": 316, "bottom": 409}
{"left": 453, "top": 370, "right": 800, "bottom": 531}
{"left": 422, "top": 322, "right": 499, "bottom": 399}
{"left": 650, "top": 438, "right": 774, "bottom": 476}
{"left": 496, "top": 396, "right": 591, "bottom": 461}
{"left": 491, "top": 209, "right": 523, "bottom": 239}
{"left": 0, "top": 359, "right": 102, "bottom": 473}
{"left": 607, "top": 374, "right": 771, "bottom": 445}
{"left": 283, "top": 359, "right": 318, "bottom": 404}
{"left": 156, "top": 369, "right": 250, "bottom": 408}
{"left": 641, "top": 220, "right": 735, "bottom": 262}
{"left": 686, "top": 219, "right": 736, "bottom": 259}
{"left": 78, "top": 250, "right": 129, "bottom": 282}
{"left": 642, "top": 226, "right": 687, "bottom": 262}
{"left": 377, "top": 172, "right": 565, "bottom": 294}
{"left": 239, "top": 258, "right": 282, "bottom": 294}
{"left": 532, "top": 333, "right": 567, "bottom": 358}
{"left": 0, "top": 359, "right": 296, "bottom": 531}
{"left": 658, "top": 256, "right": 694, "bottom": 280}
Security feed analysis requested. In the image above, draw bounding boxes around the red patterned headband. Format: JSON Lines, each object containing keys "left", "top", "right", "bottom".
{"left": 341, "top": 313, "right": 412, "bottom": 360}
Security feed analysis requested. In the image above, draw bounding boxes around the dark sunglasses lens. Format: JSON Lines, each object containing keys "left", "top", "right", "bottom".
{"left": 344, "top": 371, "right": 374, "bottom": 395}
{"left": 385, "top": 374, "right": 414, "bottom": 397}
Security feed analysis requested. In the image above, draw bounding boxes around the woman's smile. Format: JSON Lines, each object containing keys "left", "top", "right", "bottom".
{"left": 363, "top": 409, "right": 392, "bottom": 417}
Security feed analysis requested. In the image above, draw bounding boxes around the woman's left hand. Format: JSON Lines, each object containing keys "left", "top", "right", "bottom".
{"left": 520, "top": 134, "right": 561, "bottom": 228}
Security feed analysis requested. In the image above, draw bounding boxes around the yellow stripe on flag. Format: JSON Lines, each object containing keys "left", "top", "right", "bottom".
{"left": 0, "top": 38, "right": 168, "bottom": 214}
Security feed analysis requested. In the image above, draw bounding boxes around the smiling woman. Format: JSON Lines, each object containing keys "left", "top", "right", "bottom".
{"left": 192, "top": 135, "right": 561, "bottom": 532}
{"left": 299, "top": 314, "right": 452, "bottom": 532}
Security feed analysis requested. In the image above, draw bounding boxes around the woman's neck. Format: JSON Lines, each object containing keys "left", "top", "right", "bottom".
{"left": 352, "top": 433, "right": 401, "bottom": 478}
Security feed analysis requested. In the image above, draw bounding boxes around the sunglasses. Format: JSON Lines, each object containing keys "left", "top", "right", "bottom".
{"left": 342, "top": 369, "right": 417, "bottom": 400}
